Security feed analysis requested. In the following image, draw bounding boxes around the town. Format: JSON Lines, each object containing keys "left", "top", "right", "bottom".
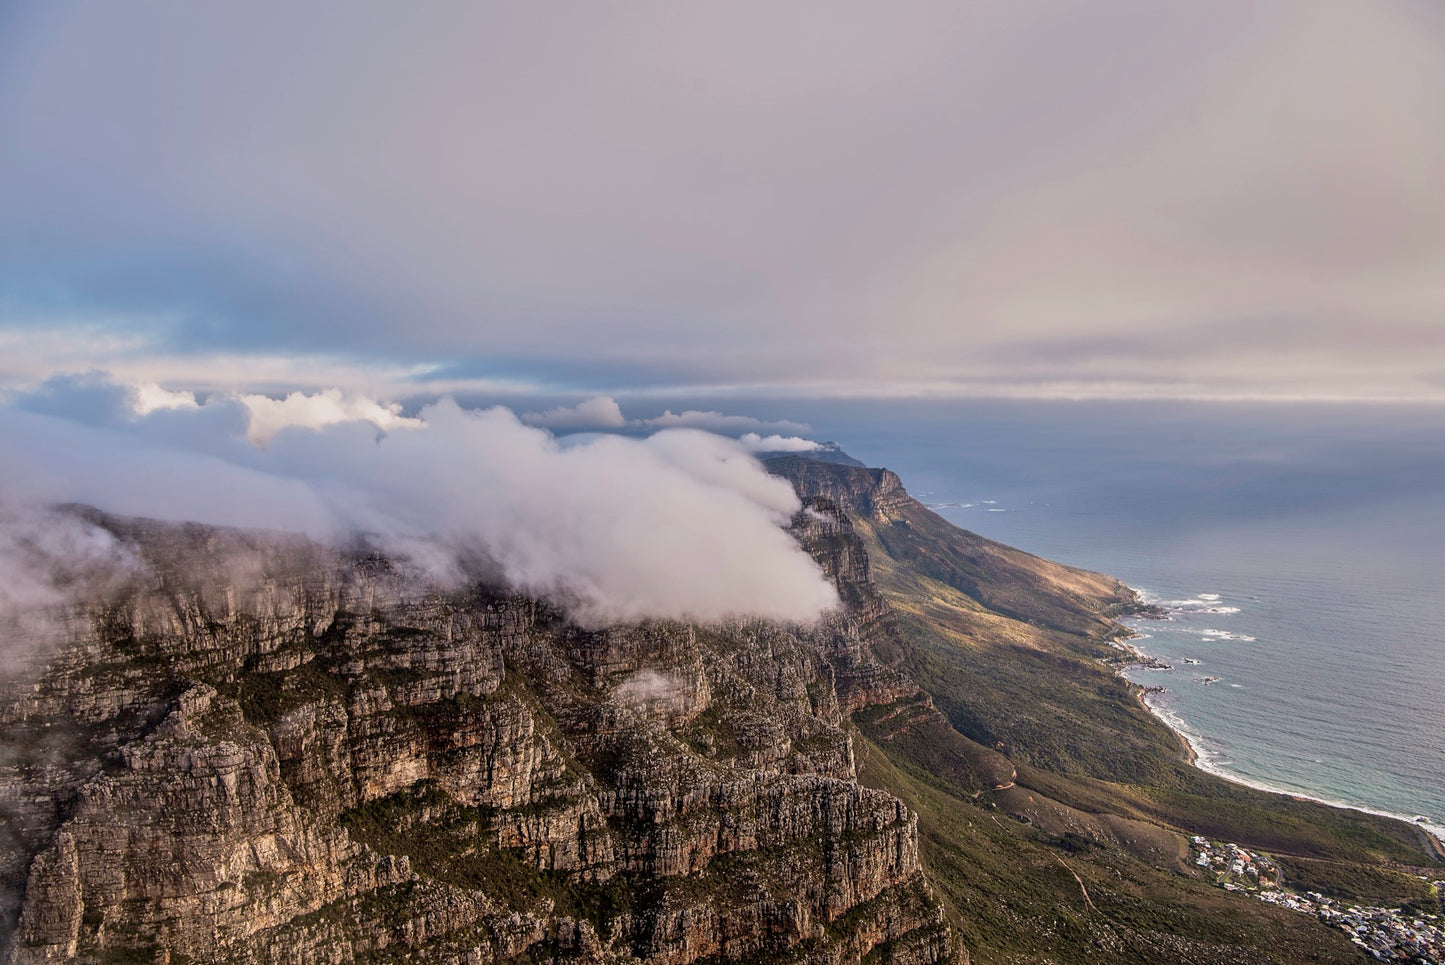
{"left": 1190, "top": 836, "right": 1445, "bottom": 963}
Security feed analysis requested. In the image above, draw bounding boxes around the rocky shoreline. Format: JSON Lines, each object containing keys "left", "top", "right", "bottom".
{"left": 1105, "top": 597, "right": 1444, "bottom": 870}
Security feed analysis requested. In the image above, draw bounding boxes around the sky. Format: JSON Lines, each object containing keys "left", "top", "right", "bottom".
{"left": 2, "top": 0, "right": 1444, "bottom": 403}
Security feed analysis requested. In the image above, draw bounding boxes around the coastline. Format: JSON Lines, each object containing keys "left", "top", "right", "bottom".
{"left": 1117, "top": 641, "right": 1445, "bottom": 861}
{"left": 1132, "top": 686, "right": 1196, "bottom": 766}
{"left": 1113, "top": 635, "right": 1199, "bottom": 768}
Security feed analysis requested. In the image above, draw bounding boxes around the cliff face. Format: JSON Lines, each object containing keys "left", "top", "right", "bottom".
{"left": 4, "top": 461, "right": 1421, "bottom": 965}
{"left": 0, "top": 508, "right": 951, "bottom": 963}
{"left": 765, "top": 457, "right": 1134, "bottom": 639}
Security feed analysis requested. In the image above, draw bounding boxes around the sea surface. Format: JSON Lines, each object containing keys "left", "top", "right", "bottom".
{"left": 758, "top": 399, "right": 1445, "bottom": 835}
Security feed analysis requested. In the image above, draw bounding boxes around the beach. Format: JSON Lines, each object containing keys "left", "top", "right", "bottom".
{"left": 1119, "top": 638, "right": 1445, "bottom": 862}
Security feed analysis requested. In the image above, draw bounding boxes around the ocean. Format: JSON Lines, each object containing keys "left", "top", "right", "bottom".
{"left": 756, "top": 398, "right": 1445, "bottom": 834}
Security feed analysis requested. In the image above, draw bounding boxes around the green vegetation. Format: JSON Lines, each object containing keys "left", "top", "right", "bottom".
{"left": 856, "top": 731, "right": 1370, "bottom": 964}
{"left": 1278, "top": 855, "right": 1434, "bottom": 905}
{"left": 806, "top": 459, "right": 1443, "bottom": 962}
{"left": 340, "top": 783, "right": 635, "bottom": 929}
{"left": 230, "top": 656, "right": 348, "bottom": 723}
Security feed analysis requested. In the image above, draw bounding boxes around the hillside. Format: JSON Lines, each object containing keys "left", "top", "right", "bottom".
{"left": 0, "top": 461, "right": 1436, "bottom": 964}
{"left": 768, "top": 456, "right": 1441, "bottom": 963}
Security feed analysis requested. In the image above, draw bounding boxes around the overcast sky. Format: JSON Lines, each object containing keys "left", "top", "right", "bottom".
{"left": 3, "top": 0, "right": 1445, "bottom": 402}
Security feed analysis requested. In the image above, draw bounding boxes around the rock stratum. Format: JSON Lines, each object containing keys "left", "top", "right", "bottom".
{"left": 1, "top": 459, "right": 1438, "bottom": 964}
{"left": 0, "top": 480, "right": 949, "bottom": 964}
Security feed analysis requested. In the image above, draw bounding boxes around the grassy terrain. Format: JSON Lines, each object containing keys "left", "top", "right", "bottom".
{"left": 855, "top": 732, "right": 1373, "bottom": 965}
{"left": 769, "top": 456, "right": 1441, "bottom": 963}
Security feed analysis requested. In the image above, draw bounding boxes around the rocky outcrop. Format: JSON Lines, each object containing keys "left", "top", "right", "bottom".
{"left": 0, "top": 507, "right": 953, "bottom": 963}
{"left": 11, "top": 684, "right": 410, "bottom": 963}
{"left": 768, "top": 456, "right": 1135, "bottom": 637}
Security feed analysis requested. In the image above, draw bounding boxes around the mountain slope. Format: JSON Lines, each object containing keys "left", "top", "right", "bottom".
{"left": 769, "top": 455, "right": 1440, "bottom": 963}
{"left": 0, "top": 459, "right": 1437, "bottom": 964}
{"left": 0, "top": 514, "right": 950, "bottom": 964}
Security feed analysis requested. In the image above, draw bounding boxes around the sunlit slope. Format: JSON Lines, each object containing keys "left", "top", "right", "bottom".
{"left": 767, "top": 457, "right": 1129, "bottom": 637}
{"left": 771, "top": 455, "right": 1440, "bottom": 964}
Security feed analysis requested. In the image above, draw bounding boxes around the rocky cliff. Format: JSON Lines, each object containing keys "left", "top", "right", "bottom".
{"left": 0, "top": 502, "right": 952, "bottom": 963}
{"left": 6, "top": 462, "right": 1428, "bottom": 965}
{"left": 765, "top": 458, "right": 1133, "bottom": 638}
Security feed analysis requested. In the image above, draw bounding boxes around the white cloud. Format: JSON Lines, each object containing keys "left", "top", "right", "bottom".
{"left": 0, "top": 504, "right": 142, "bottom": 672}
{"left": 0, "top": 406, "right": 335, "bottom": 534}
{"left": 0, "top": 379, "right": 837, "bottom": 626}
{"left": 640, "top": 429, "right": 805, "bottom": 517}
{"left": 520, "top": 396, "right": 627, "bottom": 429}
{"left": 238, "top": 388, "right": 424, "bottom": 445}
{"left": 132, "top": 382, "right": 198, "bottom": 415}
{"left": 612, "top": 668, "right": 684, "bottom": 711}
{"left": 0, "top": 326, "right": 467, "bottom": 399}
{"left": 275, "top": 401, "right": 835, "bottom": 625}
{"left": 637, "top": 410, "right": 811, "bottom": 435}
{"left": 736, "top": 433, "right": 821, "bottom": 453}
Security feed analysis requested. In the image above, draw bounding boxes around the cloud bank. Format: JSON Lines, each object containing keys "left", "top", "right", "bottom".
{"left": 736, "top": 433, "right": 821, "bottom": 454}
{"left": 521, "top": 396, "right": 627, "bottom": 430}
{"left": 0, "top": 505, "right": 141, "bottom": 672}
{"left": 239, "top": 388, "right": 424, "bottom": 444}
{"left": 0, "top": 380, "right": 836, "bottom": 627}
{"left": 4, "top": 1, "right": 1445, "bottom": 401}
{"left": 638, "top": 410, "right": 811, "bottom": 435}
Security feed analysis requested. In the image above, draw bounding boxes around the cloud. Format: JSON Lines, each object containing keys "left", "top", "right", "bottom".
{"left": 133, "top": 382, "right": 199, "bottom": 415}
{"left": 0, "top": 378, "right": 837, "bottom": 626}
{"left": 14, "top": 371, "right": 141, "bottom": 427}
{"left": 612, "top": 668, "right": 687, "bottom": 716}
{"left": 637, "top": 410, "right": 811, "bottom": 435}
{"left": 7, "top": 2, "right": 1442, "bottom": 400}
{"left": 637, "top": 429, "right": 806, "bottom": 518}
{"left": 265, "top": 402, "right": 835, "bottom": 624}
{"left": 237, "top": 388, "right": 424, "bottom": 445}
{"left": 13, "top": 378, "right": 421, "bottom": 457}
{"left": 0, "top": 325, "right": 468, "bottom": 399}
{"left": 0, "top": 504, "right": 141, "bottom": 672}
{"left": 613, "top": 669, "right": 679, "bottom": 704}
{"left": 520, "top": 396, "right": 626, "bottom": 430}
{"left": 0, "top": 406, "right": 336, "bottom": 535}
{"left": 15, "top": 371, "right": 196, "bottom": 426}
{"left": 736, "top": 433, "right": 821, "bottom": 453}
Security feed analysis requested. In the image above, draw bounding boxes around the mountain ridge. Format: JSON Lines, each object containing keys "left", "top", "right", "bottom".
{"left": 0, "top": 458, "right": 1436, "bottom": 963}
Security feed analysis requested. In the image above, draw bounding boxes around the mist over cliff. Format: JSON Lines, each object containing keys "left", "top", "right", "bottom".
{"left": 0, "top": 378, "right": 837, "bottom": 631}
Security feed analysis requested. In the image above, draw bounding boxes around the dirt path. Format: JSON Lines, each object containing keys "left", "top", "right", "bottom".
{"left": 986, "top": 810, "right": 1100, "bottom": 916}
{"left": 1049, "top": 853, "right": 1099, "bottom": 915}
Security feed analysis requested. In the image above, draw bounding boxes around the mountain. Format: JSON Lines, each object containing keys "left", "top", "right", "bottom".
{"left": 755, "top": 442, "right": 867, "bottom": 468}
{"left": 0, "top": 461, "right": 1437, "bottom": 964}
